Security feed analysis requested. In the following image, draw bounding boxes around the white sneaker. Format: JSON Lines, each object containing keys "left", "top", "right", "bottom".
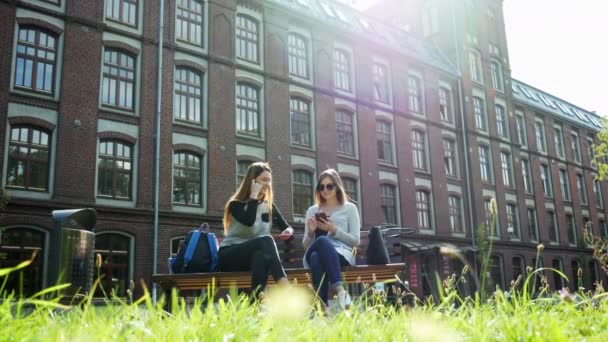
{"left": 336, "top": 290, "right": 351, "bottom": 310}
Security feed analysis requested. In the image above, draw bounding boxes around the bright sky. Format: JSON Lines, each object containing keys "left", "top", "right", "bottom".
{"left": 353, "top": 0, "right": 608, "bottom": 117}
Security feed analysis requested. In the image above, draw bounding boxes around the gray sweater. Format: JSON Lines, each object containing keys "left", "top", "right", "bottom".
{"left": 302, "top": 201, "right": 361, "bottom": 267}
{"left": 220, "top": 199, "right": 290, "bottom": 247}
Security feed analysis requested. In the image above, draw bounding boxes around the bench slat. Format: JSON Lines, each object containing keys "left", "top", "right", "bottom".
{"left": 153, "top": 263, "right": 405, "bottom": 292}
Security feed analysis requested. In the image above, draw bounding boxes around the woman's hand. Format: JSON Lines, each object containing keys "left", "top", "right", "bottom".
{"left": 317, "top": 217, "right": 337, "bottom": 235}
{"left": 277, "top": 227, "right": 294, "bottom": 241}
{"left": 307, "top": 217, "right": 318, "bottom": 237}
{"left": 250, "top": 180, "right": 262, "bottom": 199}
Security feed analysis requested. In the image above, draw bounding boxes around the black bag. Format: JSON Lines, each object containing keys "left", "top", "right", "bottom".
{"left": 170, "top": 228, "right": 218, "bottom": 273}
{"left": 366, "top": 226, "right": 390, "bottom": 265}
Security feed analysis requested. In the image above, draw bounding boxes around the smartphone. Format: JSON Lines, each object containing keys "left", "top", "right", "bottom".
{"left": 314, "top": 212, "right": 328, "bottom": 222}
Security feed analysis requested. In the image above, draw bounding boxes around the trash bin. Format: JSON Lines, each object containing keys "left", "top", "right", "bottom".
{"left": 48, "top": 208, "right": 96, "bottom": 296}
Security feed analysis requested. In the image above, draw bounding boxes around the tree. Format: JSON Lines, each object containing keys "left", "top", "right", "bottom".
{"left": 594, "top": 118, "right": 608, "bottom": 180}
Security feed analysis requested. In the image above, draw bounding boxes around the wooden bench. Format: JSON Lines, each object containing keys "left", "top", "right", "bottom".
{"left": 154, "top": 228, "right": 411, "bottom": 308}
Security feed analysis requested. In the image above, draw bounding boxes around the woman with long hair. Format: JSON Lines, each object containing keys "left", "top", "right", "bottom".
{"left": 218, "top": 162, "right": 293, "bottom": 297}
{"left": 303, "top": 169, "right": 360, "bottom": 310}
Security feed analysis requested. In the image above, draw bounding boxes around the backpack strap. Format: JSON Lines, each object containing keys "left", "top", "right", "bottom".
{"left": 184, "top": 230, "right": 201, "bottom": 269}
{"left": 207, "top": 232, "right": 219, "bottom": 272}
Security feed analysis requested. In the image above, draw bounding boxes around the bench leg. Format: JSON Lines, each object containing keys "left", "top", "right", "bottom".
{"left": 164, "top": 288, "right": 172, "bottom": 312}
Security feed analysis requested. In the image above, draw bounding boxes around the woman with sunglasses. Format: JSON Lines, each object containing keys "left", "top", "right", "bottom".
{"left": 219, "top": 162, "right": 294, "bottom": 298}
{"left": 303, "top": 169, "right": 360, "bottom": 310}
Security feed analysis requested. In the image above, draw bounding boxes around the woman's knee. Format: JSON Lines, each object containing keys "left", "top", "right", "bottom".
{"left": 309, "top": 251, "right": 321, "bottom": 267}
{"left": 256, "top": 235, "right": 278, "bottom": 251}
{"left": 312, "top": 236, "right": 333, "bottom": 249}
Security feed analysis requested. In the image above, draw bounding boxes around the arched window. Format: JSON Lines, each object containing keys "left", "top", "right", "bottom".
{"left": 288, "top": 33, "right": 308, "bottom": 78}
{"left": 236, "top": 159, "right": 253, "bottom": 189}
{"left": 416, "top": 190, "right": 431, "bottom": 229}
{"left": 412, "top": 129, "right": 427, "bottom": 171}
{"left": 292, "top": 170, "right": 313, "bottom": 216}
{"left": 94, "top": 233, "right": 132, "bottom": 297}
{"left": 336, "top": 110, "right": 355, "bottom": 156}
{"left": 174, "top": 67, "right": 203, "bottom": 123}
{"left": 380, "top": 184, "right": 397, "bottom": 224}
{"left": 236, "top": 82, "right": 260, "bottom": 137}
{"left": 176, "top": 0, "right": 203, "bottom": 45}
{"left": 101, "top": 49, "right": 136, "bottom": 110}
{"left": 14, "top": 27, "right": 57, "bottom": 94}
{"left": 342, "top": 177, "right": 358, "bottom": 204}
{"left": 97, "top": 139, "right": 133, "bottom": 199}
{"left": 0, "top": 227, "right": 45, "bottom": 297}
{"left": 7, "top": 126, "right": 51, "bottom": 190}
{"left": 290, "top": 97, "right": 311, "bottom": 147}
{"left": 236, "top": 14, "right": 259, "bottom": 63}
{"left": 173, "top": 151, "right": 202, "bottom": 206}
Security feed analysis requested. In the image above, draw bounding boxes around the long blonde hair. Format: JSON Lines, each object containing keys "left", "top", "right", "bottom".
{"left": 223, "top": 162, "right": 273, "bottom": 234}
{"left": 314, "top": 168, "right": 350, "bottom": 206}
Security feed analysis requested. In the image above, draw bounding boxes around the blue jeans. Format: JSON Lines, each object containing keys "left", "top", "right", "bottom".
{"left": 305, "top": 236, "right": 349, "bottom": 305}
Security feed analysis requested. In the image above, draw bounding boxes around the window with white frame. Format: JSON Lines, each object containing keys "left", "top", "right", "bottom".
{"left": 236, "top": 14, "right": 259, "bottom": 63}
{"left": 600, "top": 219, "right": 608, "bottom": 239}
{"left": 515, "top": 111, "right": 527, "bottom": 147}
{"left": 576, "top": 174, "right": 587, "bottom": 205}
{"left": 484, "top": 198, "right": 498, "bottom": 237}
{"left": 6, "top": 126, "right": 50, "bottom": 191}
{"left": 552, "top": 258, "right": 566, "bottom": 289}
{"left": 468, "top": 50, "right": 483, "bottom": 83}
{"left": 443, "top": 138, "right": 458, "bottom": 177}
{"left": 495, "top": 104, "right": 508, "bottom": 138}
{"left": 479, "top": 145, "right": 492, "bottom": 182}
{"left": 106, "top": 0, "right": 138, "bottom": 26}
{"left": 290, "top": 97, "right": 311, "bottom": 147}
{"left": 528, "top": 208, "right": 539, "bottom": 242}
{"left": 506, "top": 203, "right": 520, "bottom": 239}
{"left": 235, "top": 82, "right": 260, "bottom": 137}
{"left": 336, "top": 110, "right": 355, "bottom": 156}
{"left": 101, "top": 49, "right": 136, "bottom": 111}
{"left": 521, "top": 158, "right": 533, "bottom": 193}
{"left": 288, "top": 33, "right": 308, "bottom": 79}
{"left": 14, "top": 27, "right": 58, "bottom": 95}
{"left": 333, "top": 49, "right": 351, "bottom": 92}
{"left": 174, "top": 67, "right": 203, "bottom": 124}
{"left": 566, "top": 214, "right": 577, "bottom": 245}
{"left": 487, "top": 9, "right": 499, "bottom": 43}
{"left": 594, "top": 178, "right": 604, "bottom": 208}
{"left": 540, "top": 164, "right": 553, "bottom": 197}
{"left": 439, "top": 87, "right": 452, "bottom": 122}
{"left": 547, "top": 211, "right": 558, "bottom": 243}
{"left": 500, "top": 151, "right": 513, "bottom": 187}
{"left": 559, "top": 169, "right": 571, "bottom": 202}
{"left": 412, "top": 129, "right": 427, "bottom": 171}
{"left": 380, "top": 184, "right": 397, "bottom": 224}
{"left": 292, "top": 169, "right": 313, "bottom": 216}
{"left": 342, "top": 177, "right": 358, "bottom": 204}
{"left": 408, "top": 75, "right": 423, "bottom": 113}
{"left": 571, "top": 132, "right": 581, "bottom": 164}
{"left": 535, "top": 120, "right": 546, "bottom": 152}
{"left": 376, "top": 120, "right": 393, "bottom": 163}
{"left": 416, "top": 190, "right": 432, "bottom": 230}
{"left": 236, "top": 159, "right": 253, "bottom": 189}
{"left": 98, "top": 139, "right": 132, "bottom": 199}
{"left": 173, "top": 151, "right": 203, "bottom": 206}
{"left": 588, "top": 138, "right": 597, "bottom": 168}
{"left": 176, "top": 0, "right": 203, "bottom": 46}
{"left": 490, "top": 60, "right": 503, "bottom": 91}
{"left": 372, "top": 62, "right": 390, "bottom": 104}
{"left": 94, "top": 233, "right": 132, "bottom": 297}
{"left": 554, "top": 125, "right": 565, "bottom": 158}
{"left": 448, "top": 195, "right": 463, "bottom": 233}
{"left": 473, "top": 97, "right": 487, "bottom": 131}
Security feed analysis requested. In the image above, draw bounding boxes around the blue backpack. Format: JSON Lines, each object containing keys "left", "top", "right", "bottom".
{"left": 170, "top": 226, "right": 218, "bottom": 274}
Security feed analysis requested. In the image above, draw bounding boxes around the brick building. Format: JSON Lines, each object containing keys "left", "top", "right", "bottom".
{"left": 0, "top": 0, "right": 606, "bottom": 298}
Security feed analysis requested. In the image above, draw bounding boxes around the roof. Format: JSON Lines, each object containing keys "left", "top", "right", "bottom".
{"left": 511, "top": 80, "right": 603, "bottom": 132}
{"left": 266, "top": 0, "right": 458, "bottom": 75}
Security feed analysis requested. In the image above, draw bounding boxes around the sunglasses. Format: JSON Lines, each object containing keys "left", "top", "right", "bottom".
{"left": 317, "top": 183, "right": 335, "bottom": 191}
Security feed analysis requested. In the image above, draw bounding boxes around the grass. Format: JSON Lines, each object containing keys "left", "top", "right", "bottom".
{"left": 2, "top": 208, "right": 608, "bottom": 341}
{"left": 1, "top": 263, "right": 608, "bottom": 341}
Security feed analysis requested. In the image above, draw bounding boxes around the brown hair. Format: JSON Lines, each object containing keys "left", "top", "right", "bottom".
{"left": 314, "top": 168, "right": 350, "bottom": 206}
{"left": 222, "top": 162, "right": 273, "bottom": 234}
